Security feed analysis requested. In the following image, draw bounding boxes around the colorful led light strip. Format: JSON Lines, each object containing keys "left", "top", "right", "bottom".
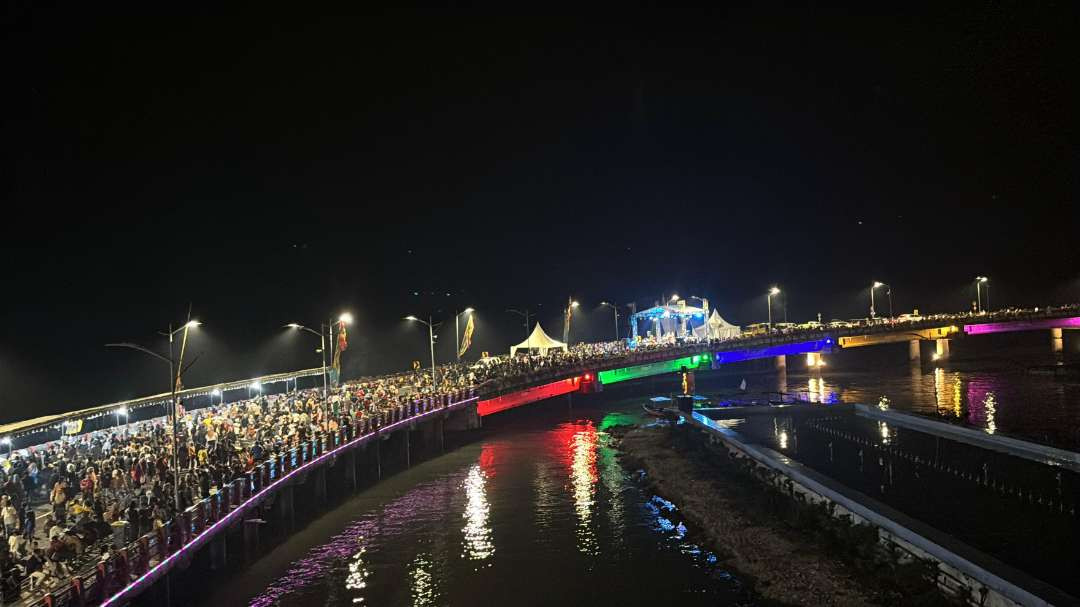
{"left": 597, "top": 354, "right": 709, "bottom": 385}
{"left": 477, "top": 378, "right": 581, "bottom": 416}
{"left": 712, "top": 338, "right": 833, "bottom": 364}
{"left": 99, "top": 397, "right": 479, "bottom": 607}
{"left": 963, "top": 316, "right": 1080, "bottom": 335}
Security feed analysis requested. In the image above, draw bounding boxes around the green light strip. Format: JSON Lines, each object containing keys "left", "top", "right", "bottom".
{"left": 598, "top": 353, "right": 708, "bottom": 385}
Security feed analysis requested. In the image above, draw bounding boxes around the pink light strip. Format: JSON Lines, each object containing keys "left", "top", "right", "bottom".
{"left": 99, "top": 397, "right": 478, "bottom": 607}
{"left": 963, "top": 316, "right": 1080, "bottom": 335}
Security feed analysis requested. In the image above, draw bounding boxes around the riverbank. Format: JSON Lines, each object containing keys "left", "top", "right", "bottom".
{"left": 613, "top": 423, "right": 956, "bottom": 606}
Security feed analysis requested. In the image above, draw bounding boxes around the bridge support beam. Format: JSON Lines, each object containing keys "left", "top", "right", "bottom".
{"left": 1051, "top": 328, "right": 1063, "bottom": 353}
{"left": 243, "top": 518, "right": 261, "bottom": 564}
{"left": 909, "top": 339, "right": 921, "bottom": 363}
{"left": 774, "top": 355, "right": 787, "bottom": 370}
{"left": 934, "top": 338, "right": 950, "bottom": 361}
{"left": 343, "top": 450, "right": 357, "bottom": 492}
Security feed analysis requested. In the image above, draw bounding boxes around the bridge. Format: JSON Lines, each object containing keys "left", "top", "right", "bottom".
{"left": 5, "top": 304, "right": 1079, "bottom": 606}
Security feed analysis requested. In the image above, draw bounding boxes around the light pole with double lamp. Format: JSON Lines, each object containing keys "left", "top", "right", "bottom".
{"left": 287, "top": 313, "right": 353, "bottom": 399}
{"left": 871, "top": 281, "right": 893, "bottom": 319}
{"left": 405, "top": 316, "right": 439, "bottom": 389}
{"left": 106, "top": 318, "right": 201, "bottom": 513}
{"left": 599, "top": 302, "right": 620, "bottom": 341}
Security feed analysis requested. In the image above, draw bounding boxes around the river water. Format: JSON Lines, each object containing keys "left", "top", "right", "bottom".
{"left": 210, "top": 342, "right": 1079, "bottom": 606}
{"left": 208, "top": 402, "right": 751, "bottom": 607}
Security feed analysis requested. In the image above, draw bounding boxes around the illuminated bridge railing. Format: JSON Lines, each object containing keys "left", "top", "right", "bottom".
{"left": 18, "top": 389, "right": 477, "bottom": 607}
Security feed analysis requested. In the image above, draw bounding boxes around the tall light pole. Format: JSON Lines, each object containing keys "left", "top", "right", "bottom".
{"left": 455, "top": 307, "right": 475, "bottom": 362}
{"left": 329, "top": 312, "right": 353, "bottom": 389}
{"left": 564, "top": 299, "right": 579, "bottom": 344}
{"left": 287, "top": 323, "right": 328, "bottom": 397}
{"left": 107, "top": 318, "right": 200, "bottom": 513}
{"left": 767, "top": 287, "right": 780, "bottom": 332}
{"left": 405, "top": 316, "right": 438, "bottom": 389}
{"left": 975, "top": 276, "right": 989, "bottom": 312}
{"left": 599, "top": 302, "right": 620, "bottom": 341}
{"left": 871, "top": 281, "right": 892, "bottom": 319}
{"left": 506, "top": 308, "right": 531, "bottom": 343}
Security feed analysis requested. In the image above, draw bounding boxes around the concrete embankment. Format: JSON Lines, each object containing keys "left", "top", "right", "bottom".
{"left": 613, "top": 423, "right": 955, "bottom": 607}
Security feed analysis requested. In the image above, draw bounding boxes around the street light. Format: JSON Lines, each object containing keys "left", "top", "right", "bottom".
{"left": 767, "top": 287, "right": 780, "bottom": 332}
{"left": 405, "top": 316, "right": 438, "bottom": 389}
{"left": 211, "top": 388, "right": 221, "bottom": 406}
{"left": 115, "top": 406, "right": 128, "bottom": 429}
{"left": 975, "top": 276, "right": 989, "bottom": 313}
{"left": 106, "top": 316, "right": 201, "bottom": 513}
{"left": 871, "top": 281, "right": 893, "bottom": 319}
{"left": 564, "top": 299, "right": 580, "bottom": 344}
{"left": 455, "top": 307, "right": 475, "bottom": 362}
{"left": 599, "top": 302, "right": 620, "bottom": 341}
{"left": 286, "top": 323, "right": 329, "bottom": 398}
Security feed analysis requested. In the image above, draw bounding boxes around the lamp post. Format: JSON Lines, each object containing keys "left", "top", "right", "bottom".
{"left": 975, "top": 277, "right": 989, "bottom": 313}
{"left": 287, "top": 323, "right": 328, "bottom": 397}
{"left": 563, "top": 299, "right": 579, "bottom": 344}
{"left": 211, "top": 388, "right": 221, "bottom": 406}
{"left": 405, "top": 316, "right": 438, "bottom": 389}
{"left": 871, "top": 281, "right": 892, "bottom": 319}
{"left": 455, "top": 307, "right": 475, "bottom": 362}
{"left": 599, "top": 302, "right": 620, "bottom": 341}
{"left": 507, "top": 308, "right": 531, "bottom": 342}
{"left": 767, "top": 287, "right": 780, "bottom": 332}
{"left": 115, "top": 406, "right": 128, "bottom": 429}
{"left": 106, "top": 318, "right": 200, "bottom": 513}
{"left": 329, "top": 312, "right": 353, "bottom": 389}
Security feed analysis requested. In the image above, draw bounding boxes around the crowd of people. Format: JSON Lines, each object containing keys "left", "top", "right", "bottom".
{"left": 2, "top": 300, "right": 1076, "bottom": 603}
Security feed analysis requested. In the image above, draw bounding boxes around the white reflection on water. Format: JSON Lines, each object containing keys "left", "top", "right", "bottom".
{"left": 984, "top": 392, "right": 997, "bottom": 435}
{"left": 409, "top": 553, "right": 439, "bottom": 607}
{"left": 344, "top": 544, "right": 369, "bottom": 600}
{"left": 571, "top": 427, "right": 599, "bottom": 556}
{"left": 461, "top": 464, "right": 494, "bottom": 563}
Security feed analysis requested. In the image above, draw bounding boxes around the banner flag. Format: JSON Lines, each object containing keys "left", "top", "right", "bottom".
{"left": 458, "top": 314, "right": 475, "bottom": 358}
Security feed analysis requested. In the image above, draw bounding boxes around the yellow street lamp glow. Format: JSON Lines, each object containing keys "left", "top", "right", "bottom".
{"left": 873, "top": 281, "right": 884, "bottom": 288}
{"left": 976, "top": 276, "right": 988, "bottom": 282}
{"left": 463, "top": 307, "right": 475, "bottom": 314}
{"left": 769, "top": 287, "right": 780, "bottom": 295}
{"left": 338, "top": 312, "right": 354, "bottom": 324}
{"left": 117, "top": 406, "right": 127, "bottom": 416}
{"left": 669, "top": 294, "right": 679, "bottom": 301}
{"left": 211, "top": 388, "right": 221, "bottom": 395}
{"left": 571, "top": 301, "right": 579, "bottom": 308}
{"left": 185, "top": 320, "right": 202, "bottom": 328}
{"left": 405, "top": 315, "right": 419, "bottom": 321}
{"left": 287, "top": 323, "right": 301, "bottom": 329}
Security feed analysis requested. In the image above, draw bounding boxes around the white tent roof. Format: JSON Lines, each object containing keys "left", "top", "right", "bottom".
{"left": 707, "top": 309, "right": 741, "bottom": 339}
{"left": 510, "top": 323, "right": 568, "bottom": 357}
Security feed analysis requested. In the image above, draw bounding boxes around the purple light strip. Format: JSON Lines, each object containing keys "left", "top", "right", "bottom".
{"left": 99, "top": 397, "right": 478, "bottom": 607}
{"left": 963, "top": 316, "right": 1080, "bottom": 335}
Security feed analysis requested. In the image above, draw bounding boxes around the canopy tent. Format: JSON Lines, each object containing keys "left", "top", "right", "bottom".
{"left": 629, "top": 302, "right": 709, "bottom": 340}
{"left": 510, "top": 323, "right": 568, "bottom": 357}
{"left": 707, "top": 309, "right": 742, "bottom": 340}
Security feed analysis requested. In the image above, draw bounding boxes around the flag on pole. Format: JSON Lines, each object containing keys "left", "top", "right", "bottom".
{"left": 457, "top": 314, "right": 475, "bottom": 358}
{"left": 563, "top": 296, "right": 573, "bottom": 344}
{"left": 332, "top": 320, "right": 348, "bottom": 373}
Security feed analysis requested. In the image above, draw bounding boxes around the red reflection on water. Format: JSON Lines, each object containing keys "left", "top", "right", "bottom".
{"left": 478, "top": 441, "right": 502, "bottom": 478}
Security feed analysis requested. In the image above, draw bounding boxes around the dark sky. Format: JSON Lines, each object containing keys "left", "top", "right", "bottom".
{"left": 2, "top": 5, "right": 1078, "bottom": 422}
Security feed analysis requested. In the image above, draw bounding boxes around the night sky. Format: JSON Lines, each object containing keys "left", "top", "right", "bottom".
{"left": 3, "top": 6, "right": 1078, "bottom": 422}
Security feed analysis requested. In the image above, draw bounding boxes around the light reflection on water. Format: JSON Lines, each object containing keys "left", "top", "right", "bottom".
{"left": 244, "top": 416, "right": 745, "bottom": 607}
{"left": 738, "top": 366, "right": 1080, "bottom": 450}
{"left": 461, "top": 464, "right": 494, "bottom": 563}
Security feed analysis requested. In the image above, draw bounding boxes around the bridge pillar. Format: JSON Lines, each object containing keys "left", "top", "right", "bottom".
{"left": 314, "top": 466, "right": 328, "bottom": 504}
{"left": 436, "top": 417, "right": 445, "bottom": 452}
{"left": 1051, "top": 328, "right": 1063, "bottom": 353}
{"left": 774, "top": 355, "right": 787, "bottom": 370}
{"left": 909, "top": 339, "right": 921, "bottom": 363}
{"left": 277, "top": 485, "right": 295, "bottom": 532}
{"left": 209, "top": 532, "right": 227, "bottom": 570}
{"left": 243, "top": 518, "right": 262, "bottom": 564}
{"left": 343, "top": 450, "right": 357, "bottom": 492}
{"left": 934, "top": 338, "right": 950, "bottom": 360}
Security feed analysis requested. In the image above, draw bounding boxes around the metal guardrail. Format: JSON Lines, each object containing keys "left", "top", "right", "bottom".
{"left": 13, "top": 389, "right": 477, "bottom": 607}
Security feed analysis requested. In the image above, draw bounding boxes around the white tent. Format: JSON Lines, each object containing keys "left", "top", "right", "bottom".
{"left": 510, "top": 323, "right": 568, "bottom": 357}
{"left": 708, "top": 310, "right": 741, "bottom": 340}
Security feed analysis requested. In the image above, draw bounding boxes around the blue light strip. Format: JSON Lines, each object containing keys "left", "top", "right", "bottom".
{"left": 99, "top": 397, "right": 478, "bottom": 607}
{"left": 713, "top": 338, "right": 834, "bottom": 364}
